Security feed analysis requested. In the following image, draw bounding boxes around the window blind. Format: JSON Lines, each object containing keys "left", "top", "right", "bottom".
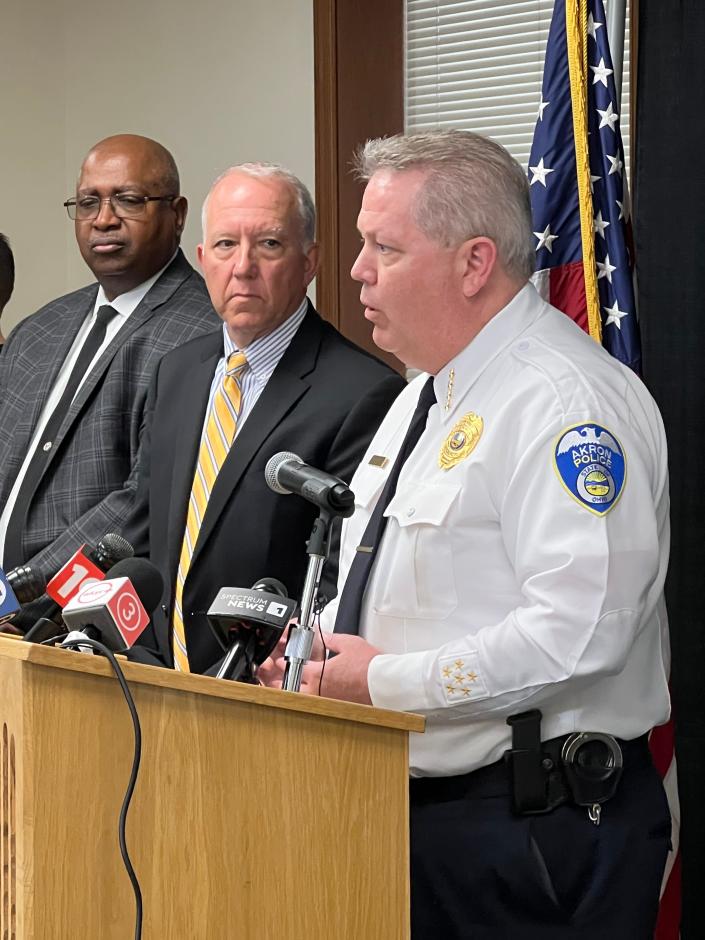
{"left": 405, "top": 0, "right": 630, "bottom": 174}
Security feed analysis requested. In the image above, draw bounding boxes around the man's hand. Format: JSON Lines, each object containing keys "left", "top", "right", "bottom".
{"left": 1, "top": 622, "right": 23, "bottom": 636}
{"left": 258, "top": 621, "right": 326, "bottom": 688}
{"left": 299, "top": 633, "right": 380, "bottom": 705}
{"left": 259, "top": 631, "right": 381, "bottom": 706}
{"left": 258, "top": 633, "right": 294, "bottom": 688}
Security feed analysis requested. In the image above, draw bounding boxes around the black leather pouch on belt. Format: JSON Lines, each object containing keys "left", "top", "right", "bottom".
{"left": 504, "top": 709, "right": 624, "bottom": 815}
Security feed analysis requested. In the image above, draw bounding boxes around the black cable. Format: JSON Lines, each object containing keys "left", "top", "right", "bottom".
{"left": 315, "top": 608, "right": 328, "bottom": 697}
{"left": 60, "top": 636, "right": 143, "bottom": 940}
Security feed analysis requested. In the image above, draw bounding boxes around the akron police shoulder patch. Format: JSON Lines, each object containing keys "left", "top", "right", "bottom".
{"left": 553, "top": 423, "right": 626, "bottom": 515}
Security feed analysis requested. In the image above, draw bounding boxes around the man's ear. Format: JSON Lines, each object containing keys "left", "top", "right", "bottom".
{"left": 172, "top": 195, "right": 188, "bottom": 238}
{"left": 457, "top": 236, "right": 497, "bottom": 298}
{"left": 303, "top": 242, "right": 320, "bottom": 287}
{"left": 196, "top": 243, "right": 205, "bottom": 270}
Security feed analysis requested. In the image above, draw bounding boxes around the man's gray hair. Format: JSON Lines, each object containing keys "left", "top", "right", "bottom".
{"left": 354, "top": 130, "right": 535, "bottom": 281}
{"left": 201, "top": 163, "right": 316, "bottom": 248}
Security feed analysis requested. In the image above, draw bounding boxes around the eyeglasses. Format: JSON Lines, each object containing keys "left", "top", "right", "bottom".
{"left": 63, "top": 193, "right": 177, "bottom": 221}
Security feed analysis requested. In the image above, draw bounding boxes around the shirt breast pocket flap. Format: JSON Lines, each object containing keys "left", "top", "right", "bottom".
{"left": 373, "top": 482, "right": 461, "bottom": 621}
{"left": 384, "top": 481, "right": 461, "bottom": 528}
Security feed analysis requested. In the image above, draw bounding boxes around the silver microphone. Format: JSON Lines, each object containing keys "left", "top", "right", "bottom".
{"left": 264, "top": 452, "right": 355, "bottom": 517}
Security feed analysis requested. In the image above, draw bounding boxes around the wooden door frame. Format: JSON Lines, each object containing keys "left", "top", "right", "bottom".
{"left": 313, "top": 0, "right": 404, "bottom": 368}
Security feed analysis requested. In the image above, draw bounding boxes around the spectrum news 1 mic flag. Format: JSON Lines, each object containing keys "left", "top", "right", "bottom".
{"left": 527, "top": 2, "right": 680, "bottom": 936}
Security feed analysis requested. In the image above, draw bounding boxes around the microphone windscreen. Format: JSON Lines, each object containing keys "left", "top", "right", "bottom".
{"left": 251, "top": 577, "right": 288, "bottom": 597}
{"left": 105, "top": 557, "right": 164, "bottom": 615}
{"left": 264, "top": 451, "right": 302, "bottom": 494}
{"left": 95, "top": 532, "right": 134, "bottom": 569}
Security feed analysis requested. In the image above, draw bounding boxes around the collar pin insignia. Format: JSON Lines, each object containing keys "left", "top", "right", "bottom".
{"left": 444, "top": 368, "right": 455, "bottom": 412}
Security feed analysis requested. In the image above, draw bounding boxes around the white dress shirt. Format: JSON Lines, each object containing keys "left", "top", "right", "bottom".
{"left": 0, "top": 258, "right": 171, "bottom": 564}
{"left": 321, "top": 284, "right": 671, "bottom": 777}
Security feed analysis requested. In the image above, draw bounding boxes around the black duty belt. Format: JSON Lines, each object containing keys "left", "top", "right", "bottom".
{"left": 409, "top": 714, "right": 650, "bottom": 824}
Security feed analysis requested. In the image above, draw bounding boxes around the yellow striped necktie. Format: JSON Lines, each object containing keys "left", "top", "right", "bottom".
{"left": 172, "top": 351, "right": 248, "bottom": 672}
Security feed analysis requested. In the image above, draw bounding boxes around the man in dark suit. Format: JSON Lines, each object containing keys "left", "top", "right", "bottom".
{"left": 0, "top": 134, "right": 219, "bottom": 628}
{"left": 128, "top": 163, "right": 405, "bottom": 674}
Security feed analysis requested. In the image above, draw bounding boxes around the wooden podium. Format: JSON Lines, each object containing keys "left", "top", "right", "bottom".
{"left": 0, "top": 635, "right": 424, "bottom": 939}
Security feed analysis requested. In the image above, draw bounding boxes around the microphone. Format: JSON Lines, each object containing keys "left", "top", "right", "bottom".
{"left": 6, "top": 565, "right": 47, "bottom": 605}
{"left": 265, "top": 452, "right": 355, "bottom": 517}
{"left": 46, "top": 533, "right": 134, "bottom": 607}
{"left": 0, "top": 567, "right": 21, "bottom": 626}
{"left": 207, "top": 578, "right": 297, "bottom": 682}
{"left": 20, "top": 533, "right": 135, "bottom": 644}
{"left": 61, "top": 558, "right": 164, "bottom": 653}
{"left": 103, "top": 557, "right": 164, "bottom": 614}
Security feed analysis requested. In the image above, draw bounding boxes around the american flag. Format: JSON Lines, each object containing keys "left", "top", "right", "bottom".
{"left": 528, "top": 1, "right": 680, "bottom": 936}
{"left": 529, "top": 0, "right": 639, "bottom": 371}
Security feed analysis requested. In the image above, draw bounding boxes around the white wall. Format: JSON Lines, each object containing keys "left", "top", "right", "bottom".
{"left": 0, "top": 1, "right": 73, "bottom": 335}
{"left": 0, "top": 0, "right": 315, "bottom": 336}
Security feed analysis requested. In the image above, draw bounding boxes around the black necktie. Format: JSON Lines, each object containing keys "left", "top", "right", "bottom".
{"left": 3, "top": 304, "right": 119, "bottom": 567}
{"left": 333, "top": 375, "right": 436, "bottom": 635}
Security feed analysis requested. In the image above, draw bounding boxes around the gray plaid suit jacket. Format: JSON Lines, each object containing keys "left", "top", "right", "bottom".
{"left": 0, "top": 249, "right": 219, "bottom": 588}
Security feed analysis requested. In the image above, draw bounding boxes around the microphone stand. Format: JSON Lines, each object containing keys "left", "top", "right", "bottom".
{"left": 24, "top": 615, "right": 67, "bottom": 644}
{"left": 216, "top": 633, "right": 258, "bottom": 682}
{"left": 61, "top": 625, "right": 100, "bottom": 655}
{"left": 281, "top": 510, "right": 331, "bottom": 692}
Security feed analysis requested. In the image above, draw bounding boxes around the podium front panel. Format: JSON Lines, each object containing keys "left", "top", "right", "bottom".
{"left": 0, "top": 642, "right": 417, "bottom": 939}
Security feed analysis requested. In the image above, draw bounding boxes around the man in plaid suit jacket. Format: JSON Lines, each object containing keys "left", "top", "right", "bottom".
{"left": 0, "top": 135, "right": 219, "bottom": 627}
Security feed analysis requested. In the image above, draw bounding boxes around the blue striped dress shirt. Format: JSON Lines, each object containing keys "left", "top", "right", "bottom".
{"left": 199, "top": 298, "right": 308, "bottom": 446}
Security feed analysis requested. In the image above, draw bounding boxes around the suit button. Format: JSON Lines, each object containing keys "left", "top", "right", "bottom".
{"left": 42, "top": 441, "right": 52, "bottom": 452}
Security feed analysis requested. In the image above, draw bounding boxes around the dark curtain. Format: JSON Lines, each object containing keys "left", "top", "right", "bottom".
{"left": 635, "top": 3, "right": 705, "bottom": 936}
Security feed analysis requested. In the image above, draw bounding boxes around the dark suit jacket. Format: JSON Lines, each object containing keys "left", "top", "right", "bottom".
{"left": 0, "top": 250, "right": 219, "bottom": 593}
{"left": 128, "top": 303, "right": 405, "bottom": 674}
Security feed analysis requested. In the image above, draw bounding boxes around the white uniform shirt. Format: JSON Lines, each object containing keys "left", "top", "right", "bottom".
{"left": 321, "top": 284, "right": 671, "bottom": 777}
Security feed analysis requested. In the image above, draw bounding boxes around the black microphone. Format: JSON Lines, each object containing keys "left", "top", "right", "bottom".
{"left": 93, "top": 533, "right": 135, "bottom": 571}
{"left": 60, "top": 557, "right": 164, "bottom": 653}
{"left": 103, "top": 557, "right": 164, "bottom": 616}
{"left": 6, "top": 565, "right": 47, "bottom": 605}
{"left": 264, "top": 452, "right": 355, "bottom": 517}
{"left": 207, "top": 578, "right": 297, "bottom": 682}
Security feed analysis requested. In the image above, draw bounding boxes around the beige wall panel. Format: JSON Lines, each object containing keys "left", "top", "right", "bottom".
{"left": 0, "top": 1, "right": 73, "bottom": 337}
{"left": 1, "top": 0, "right": 315, "bottom": 336}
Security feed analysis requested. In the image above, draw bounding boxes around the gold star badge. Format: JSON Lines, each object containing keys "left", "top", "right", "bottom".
{"left": 439, "top": 413, "right": 483, "bottom": 470}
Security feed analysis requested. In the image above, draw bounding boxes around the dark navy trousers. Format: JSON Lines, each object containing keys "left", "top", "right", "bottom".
{"left": 410, "top": 738, "right": 671, "bottom": 939}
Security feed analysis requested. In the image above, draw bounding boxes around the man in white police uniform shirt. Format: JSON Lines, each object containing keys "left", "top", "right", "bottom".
{"left": 262, "top": 130, "right": 672, "bottom": 938}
